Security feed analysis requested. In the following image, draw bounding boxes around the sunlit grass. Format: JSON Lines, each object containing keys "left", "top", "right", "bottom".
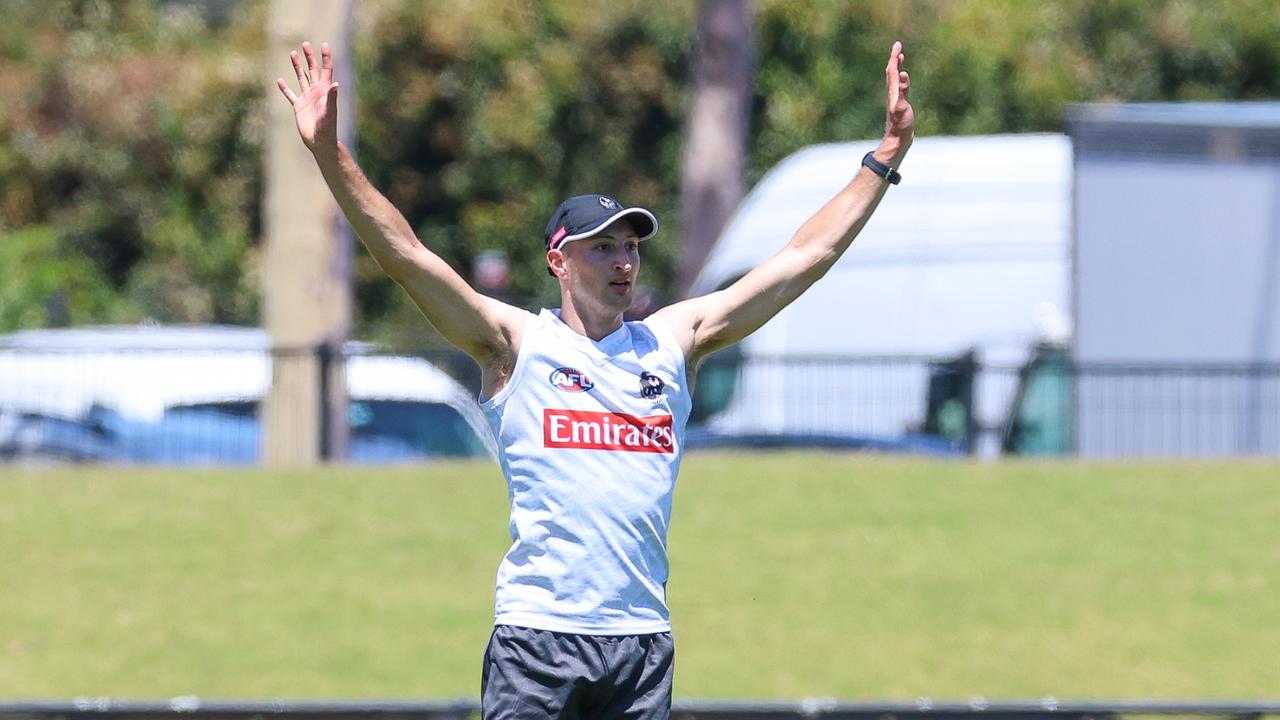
{"left": 2, "top": 454, "right": 1277, "bottom": 699}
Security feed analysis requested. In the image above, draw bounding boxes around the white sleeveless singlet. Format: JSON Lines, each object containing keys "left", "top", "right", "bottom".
{"left": 480, "top": 308, "right": 691, "bottom": 635}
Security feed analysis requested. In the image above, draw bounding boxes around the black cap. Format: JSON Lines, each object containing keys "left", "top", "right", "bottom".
{"left": 544, "top": 194, "right": 658, "bottom": 250}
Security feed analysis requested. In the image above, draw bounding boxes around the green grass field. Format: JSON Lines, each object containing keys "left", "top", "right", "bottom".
{"left": 2, "top": 453, "right": 1277, "bottom": 700}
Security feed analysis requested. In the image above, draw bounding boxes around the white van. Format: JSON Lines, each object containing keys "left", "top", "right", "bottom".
{"left": 687, "top": 134, "right": 1074, "bottom": 455}
{"left": 0, "top": 325, "right": 496, "bottom": 464}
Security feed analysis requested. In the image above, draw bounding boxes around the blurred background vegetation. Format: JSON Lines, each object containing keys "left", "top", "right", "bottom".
{"left": 3, "top": 0, "right": 1279, "bottom": 349}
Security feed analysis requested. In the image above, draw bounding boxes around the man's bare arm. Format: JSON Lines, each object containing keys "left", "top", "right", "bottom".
{"left": 312, "top": 141, "right": 524, "bottom": 364}
{"left": 654, "top": 41, "right": 915, "bottom": 369}
{"left": 276, "top": 41, "right": 524, "bottom": 374}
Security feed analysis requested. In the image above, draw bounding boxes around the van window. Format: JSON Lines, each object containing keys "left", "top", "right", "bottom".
{"left": 1002, "top": 345, "right": 1073, "bottom": 456}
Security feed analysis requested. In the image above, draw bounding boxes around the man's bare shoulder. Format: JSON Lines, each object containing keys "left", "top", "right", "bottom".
{"left": 475, "top": 298, "right": 539, "bottom": 401}
{"left": 649, "top": 297, "right": 707, "bottom": 362}
{"left": 480, "top": 296, "right": 537, "bottom": 354}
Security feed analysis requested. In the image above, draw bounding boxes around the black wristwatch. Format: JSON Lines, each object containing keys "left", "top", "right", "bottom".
{"left": 861, "top": 151, "right": 902, "bottom": 185}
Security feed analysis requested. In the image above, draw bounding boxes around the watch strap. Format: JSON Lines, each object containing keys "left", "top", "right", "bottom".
{"left": 861, "top": 151, "right": 902, "bottom": 185}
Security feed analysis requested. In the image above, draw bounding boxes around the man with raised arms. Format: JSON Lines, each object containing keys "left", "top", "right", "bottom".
{"left": 277, "top": 38, "right": 914, "bottom": 720}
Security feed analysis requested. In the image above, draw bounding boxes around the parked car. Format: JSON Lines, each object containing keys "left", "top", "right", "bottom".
{"left": 0, "top": 325, "right": 495, "bottom": 465}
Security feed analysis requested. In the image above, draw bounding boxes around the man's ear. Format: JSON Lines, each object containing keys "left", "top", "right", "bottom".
{"left": 547, "top": 248, "right": 568, "bottom": 279}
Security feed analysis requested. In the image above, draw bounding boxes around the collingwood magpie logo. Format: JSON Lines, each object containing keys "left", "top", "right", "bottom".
{"left": 639, "top": 371, "right": 665, "bottom": 399}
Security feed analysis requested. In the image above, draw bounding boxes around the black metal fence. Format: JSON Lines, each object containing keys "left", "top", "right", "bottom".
{"left": 2, "top": 338, "right": 1279, "bottom": 464}
{"left": 1072, "top": 363, "right": 1280, "bottom": 458}
{"left": 3, "top": 699, "right": 1279, "bottom": 720}
{"left": 693, "top": 350, "right": 1280, "bottom": 459}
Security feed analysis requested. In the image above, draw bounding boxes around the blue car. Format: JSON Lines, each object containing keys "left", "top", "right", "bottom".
{"left": 0, "top": 325, "right": 495, "bottom": 466}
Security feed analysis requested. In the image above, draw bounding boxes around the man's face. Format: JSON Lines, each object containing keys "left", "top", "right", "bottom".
{"left": 553, "top": 219, "right": 641, "bottom": 313}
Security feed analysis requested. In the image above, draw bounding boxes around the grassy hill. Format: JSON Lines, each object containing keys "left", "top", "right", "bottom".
{"left": 1, "top": 453, "right": 1277, "bottom": 699}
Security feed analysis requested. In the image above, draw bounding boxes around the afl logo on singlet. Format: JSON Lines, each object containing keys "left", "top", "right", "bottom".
{"left": 549, "top": 367, "right": 594, "bottom": 392}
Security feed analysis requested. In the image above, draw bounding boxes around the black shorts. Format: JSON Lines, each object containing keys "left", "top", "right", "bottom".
{"left": 481, "top": 624, "right": 674, "bottom": 720}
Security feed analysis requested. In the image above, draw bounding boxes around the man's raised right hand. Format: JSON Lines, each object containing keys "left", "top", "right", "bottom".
{"left": 276, "top": 41, "right": 339, "bottom": 155}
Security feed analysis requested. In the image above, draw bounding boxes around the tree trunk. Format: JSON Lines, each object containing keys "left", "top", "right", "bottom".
{"left": 677, "top": 0, "right": 755, "bottom": 298}
{"left": 262, "top": 0, "right": 354, "bottom": 466}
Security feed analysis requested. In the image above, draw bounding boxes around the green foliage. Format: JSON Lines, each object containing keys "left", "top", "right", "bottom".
{"left": 2, "top": 0, "right": 1279, "bottom": 340}
{"left": 0, "top": 225, "right": 118, "bottom": 327}
{"left": 351, "top": 0, "right": 693, "bottom": 344}
{"left": 750, "top": 0, "right": 1280, "bottom": 176}
{"left": 0, "top": 0, "right": 265, "bottom": 327}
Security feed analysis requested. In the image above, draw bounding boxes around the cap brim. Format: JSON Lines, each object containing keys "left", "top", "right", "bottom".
{"left": 560, "top": 207, "right": 658, "bottom": 245}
